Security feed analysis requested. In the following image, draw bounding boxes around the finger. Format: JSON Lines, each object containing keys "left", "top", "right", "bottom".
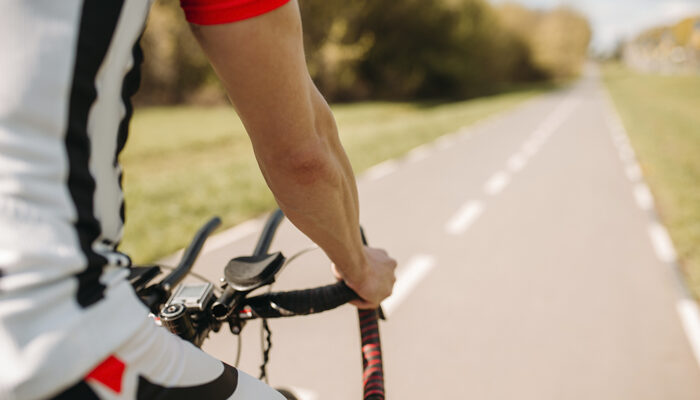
{"left": 350, "top": 299, "right": 378, "bottom": 309}
{"left": 330, "top": 264, "right": 343, "bottom": 280}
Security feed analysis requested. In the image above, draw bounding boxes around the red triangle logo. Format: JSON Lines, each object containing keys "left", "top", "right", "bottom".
{"left": 86, "top": 355, "right": 126, "bottom": 394}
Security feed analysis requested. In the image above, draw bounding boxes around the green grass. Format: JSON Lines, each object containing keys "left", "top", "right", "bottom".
{"left": 121, "top": 87, "right": 550, "bottom": 262}
{"left": 603, "top": 64, "right": 700, "bottom": 298}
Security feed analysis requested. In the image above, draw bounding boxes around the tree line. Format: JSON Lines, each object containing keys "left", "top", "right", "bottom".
{"left": 136, "top": 0, "right": 591, "bottom": 104}
{"left": 620, "top": 15, "right": 700, "bottom": 74}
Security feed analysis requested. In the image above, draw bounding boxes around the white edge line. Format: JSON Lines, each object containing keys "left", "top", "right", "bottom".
{"left": 648, "top": 222, "right": 678, "bottom": 263}
{"left": 604, "top": 87, "right": 700, "bottom": 370}
{"left": 617, "top": 141, "right": 634, "bottom": 154}
{"left": 364, "top": 159, "right": 399, "bottom": 181}
{"left": 435, "top": 134, "right": 457, "bottom": 150}
{"left": 382, "top": 254, "right": 437, "bottom": 316}
{"left": 633, "top": 183, "right": 654, "bottom": 211}
{"left": 458, "top": 126, "right": 472, "bottom": 137}
{"left": 612, "top": 133, "right": 629, "bottom": 146}
{"left": 406, "top": 144, "right": 432, "bottom": 163}
{"left": 619, "top": 148, "right": 636, "bottom": 163}
{"left": 625, "top": 163, "right": 643, "bottom": 182}
{"left": 677, "top": 299, "right": 700, "bottom": 370}
{"left": 445, "top": 201, "right": 484, "bottom": 235}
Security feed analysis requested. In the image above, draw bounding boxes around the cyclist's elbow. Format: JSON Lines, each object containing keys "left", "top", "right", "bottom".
{"left": 284, "top": 149, "right": 337, "bottom": 186}
{"left": 261, "top": 88, "right": 343, "bottom": 188}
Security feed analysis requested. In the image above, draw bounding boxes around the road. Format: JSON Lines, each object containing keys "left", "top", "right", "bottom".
{"left": 185, "top": 68, "right": 700, "bottom": 399}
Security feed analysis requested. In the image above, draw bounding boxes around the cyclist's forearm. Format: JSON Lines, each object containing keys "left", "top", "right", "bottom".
{"left": 256, "top": 104, "right": 367, "bottom": 282}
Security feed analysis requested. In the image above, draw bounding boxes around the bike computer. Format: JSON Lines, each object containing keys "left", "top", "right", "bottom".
{"left": 166, "top": 282, "right": 215, "bottom": 311}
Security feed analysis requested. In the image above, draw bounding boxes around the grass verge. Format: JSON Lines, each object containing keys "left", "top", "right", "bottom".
{"left": 121, "top": 87, "right": 550, "bottom": 262}
{"left": 603, "top": 64, "right": 700, "bottom": 298}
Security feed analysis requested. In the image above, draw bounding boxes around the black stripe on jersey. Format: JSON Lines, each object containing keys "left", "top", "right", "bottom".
{"left": 116, "top": 36, "right": 142, "bottom": 161}
{"left": 50, "top": 381, "right": 99, "bottom": 400}
{"left": 136, "top": 363, "right": 239, "bottom": 399}
{"left": 64, "top": 0, "right": 126, "bottom": 308}
{"left": 116, "top": 36, "right": 144, "bottom": 228}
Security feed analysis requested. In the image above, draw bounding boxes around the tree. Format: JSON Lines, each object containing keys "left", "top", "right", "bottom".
{"left": 136, "top": 0, "right": 591, "bottom": 104}
{"left": 138, "top": 0, "right": 221, "bottom": 104}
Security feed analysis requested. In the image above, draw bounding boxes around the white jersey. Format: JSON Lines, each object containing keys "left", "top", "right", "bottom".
{"left": 0, "top": 1, "right": 153, "bottom": 398}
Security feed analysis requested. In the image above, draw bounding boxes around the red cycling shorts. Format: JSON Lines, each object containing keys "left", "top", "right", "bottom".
{"left": 180, "top": 0, "right": 291, "bottom": 25}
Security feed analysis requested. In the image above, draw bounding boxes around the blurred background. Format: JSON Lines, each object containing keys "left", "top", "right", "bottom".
{"left": 121, "top": 2, "right": 700, "bottom": 396}
{"left": 136, "top": 0, "right": 591, "bottom": 104}
{"left": 123, "top": 0, "right": 699, "bottom": 296}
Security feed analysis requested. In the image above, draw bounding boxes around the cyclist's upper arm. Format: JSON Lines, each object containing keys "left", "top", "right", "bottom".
{"left": 183, "top": 0, "right": 326, "bottom": 163}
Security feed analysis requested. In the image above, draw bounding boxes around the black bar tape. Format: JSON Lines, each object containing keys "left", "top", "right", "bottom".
{"left": 245, "top": 281, "right": 357, "bottom": 319}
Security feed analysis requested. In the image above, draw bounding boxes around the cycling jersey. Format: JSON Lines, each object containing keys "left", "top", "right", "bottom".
{"left": 0, "top": 0, "right": 289, "bottom": 398}
{"left": 50, "top": 317, "right": 284, "bottom": 399}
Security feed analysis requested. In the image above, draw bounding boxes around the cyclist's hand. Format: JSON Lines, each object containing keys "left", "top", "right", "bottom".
{"left": 333, "top": 247, "right": 397, "bottom": 309}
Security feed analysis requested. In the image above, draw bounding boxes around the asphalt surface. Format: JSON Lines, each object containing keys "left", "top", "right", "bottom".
{"left": 184, "top": 68, "right": 700, "bottom": 399}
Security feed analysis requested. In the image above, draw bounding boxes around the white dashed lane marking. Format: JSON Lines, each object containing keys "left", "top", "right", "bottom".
{"left": 382, "top": 254, "right": 437, "bottom": 316}
{"left": 522, "top": 140, "right": 541, "bottom": 157}
{"left": 484, "top": 172, "right": 510, "bottom": 196}
{"left": 445, "top": 201, "right": 484, "bottom": 235}
{"left": 504, "top": 96, "right": 580, "bottom": 176}
{"left": 382, "top": 98, "right": 580, "bottom": 320}
{"left": 507, "top": 153, "right": 527, "bottom": 172}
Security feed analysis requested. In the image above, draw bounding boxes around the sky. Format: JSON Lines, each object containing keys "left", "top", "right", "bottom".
{"left": 488, "top": 0, "right": 700, "bottom": 52}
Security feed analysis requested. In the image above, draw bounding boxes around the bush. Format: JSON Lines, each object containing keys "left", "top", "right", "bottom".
{"left": 136, "top": 0, "right": 590, "bottom": 104}
{"left": 495, "top": 4, "right": 591, "bottom": 78}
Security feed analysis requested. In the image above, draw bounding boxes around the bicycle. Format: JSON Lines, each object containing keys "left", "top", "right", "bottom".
{"left": 128, "top": 209, "right": 386, "bottom": 400}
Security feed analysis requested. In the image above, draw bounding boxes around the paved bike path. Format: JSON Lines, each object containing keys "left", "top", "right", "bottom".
{"left": 190, "top": 69, "right": 700, "bottom": 399}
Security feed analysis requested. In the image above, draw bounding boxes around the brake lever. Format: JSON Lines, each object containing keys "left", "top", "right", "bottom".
{"left": 128, "top": 265, "right": 162, "bottom": 292}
